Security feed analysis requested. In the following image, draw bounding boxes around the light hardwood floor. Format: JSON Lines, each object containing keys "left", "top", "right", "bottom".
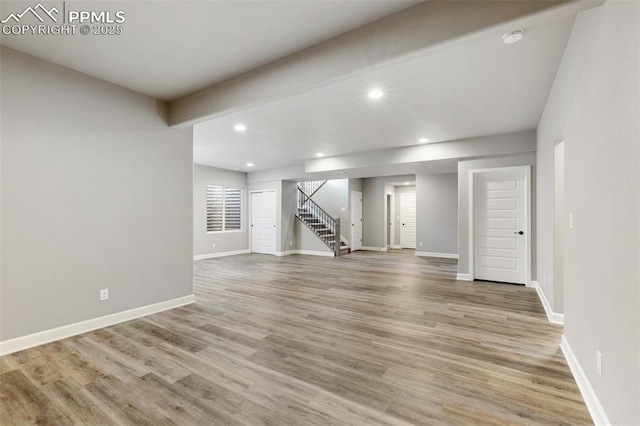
{"left": 0, "top": 250, "right": 591, "bottom": 425}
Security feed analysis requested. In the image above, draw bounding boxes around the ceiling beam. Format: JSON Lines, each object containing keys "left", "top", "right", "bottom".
{"left": 169, "top": 0, "right": 601, "bottom": 127}
{"left": 305, "top": 130, "right": 537, "bottom": 174}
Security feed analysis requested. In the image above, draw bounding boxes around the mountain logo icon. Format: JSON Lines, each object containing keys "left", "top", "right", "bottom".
{"left": 1, "top": 3, "right": 59, "bottom": 24}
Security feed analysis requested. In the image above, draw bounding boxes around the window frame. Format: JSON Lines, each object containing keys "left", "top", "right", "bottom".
{"left": 206, "top": 184, "right": 243, "bottom": 233}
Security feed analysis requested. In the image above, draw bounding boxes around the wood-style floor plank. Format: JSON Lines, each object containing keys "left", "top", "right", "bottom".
{"left": 0, "top": 250, "right": 592, "bottom": 424}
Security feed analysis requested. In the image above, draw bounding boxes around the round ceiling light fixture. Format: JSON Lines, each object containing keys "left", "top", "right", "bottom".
{"left": 419, "top": 138, "right": 429, "bottom": 143}
{"left": 316, "top": 153, "right": 325, "bottom": 157}
{"left": 367, "top": 88, "right": 384, "bottom": 99}
{"left": 503, "top": 30, "right": 524, "bottom": 44}
{"left": 234, "top": 123, "right": 247, "bottom": 132}
{"left": 246, "top": 162, "right": 254, "bottom": 167}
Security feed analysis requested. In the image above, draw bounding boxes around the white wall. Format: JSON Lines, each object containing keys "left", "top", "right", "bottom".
{"left": 0, "top": 47, "right": 193, "bottom": 341}
{"left": 416, "top": 173, "right": 458, "bottom": 256}
{"left": 193, "top": 164, "right": 248, "bottom": 257}
{"left": 537, "top": 2, "right": 639, "bottom": 424}
{"left": 457, "top": 153, "right": 537, "bottom": 278}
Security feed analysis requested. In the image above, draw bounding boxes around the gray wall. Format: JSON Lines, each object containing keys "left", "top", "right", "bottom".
{"left": 281, "top": 180, "right": 298, "bottom": 253}
{"left": 537, "top": 2, "right": 639, "bottom": 423}
{"left": 416, "top": 173, "right": 458, "bottom": 255}
{"left": 362, "top": 175, "right": 415, "bottom": 248}
{"left": 0, "top": 47, "right": 193, "bottom": 341}
{"left": 457, "top": 153, "right": 537, "bottom": 277}
{"left": 193, "top": 164, "right": 248, "bottom": 256}
{"left": 295, "top": 221, "right": 333, "bottom": 254}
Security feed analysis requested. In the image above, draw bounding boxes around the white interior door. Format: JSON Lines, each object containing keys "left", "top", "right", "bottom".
{"left": 474, "top": 169, "right": 527, "bottom": 284}
{"left": 251, "top": 191, "right": 276, "bottom": 255}
{"left": 350, "top": 191, "right": 363, "bottom": 251}
{"left": 400, "top": 192, "right": 416, "bottom": 249}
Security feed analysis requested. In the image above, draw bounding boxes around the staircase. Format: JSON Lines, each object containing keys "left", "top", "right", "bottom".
{"left": 296, "top": 182, "right": 350, "bottom": 257}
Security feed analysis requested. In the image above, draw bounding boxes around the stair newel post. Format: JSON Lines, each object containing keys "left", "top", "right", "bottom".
{"left": 334, "top": 218, "right": 341, "bottom": 257}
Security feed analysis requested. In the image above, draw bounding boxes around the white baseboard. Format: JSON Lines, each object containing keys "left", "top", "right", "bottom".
{"left": 456, "top": 273, "right": 472, "bottom": 281}
{"left": 560, "top": 335, "right": 609, "bottom": 426}
{"left": 415, "top": 251, "right": 459, "bottom": 259}
{"left": 276, "top": 249, "right": 333, "bottom": 257}
{"left": 391, "top": 245, "right": 402, "bottom": 249}
{"left": 529, "top": 280, "right": 564, "bottom": 324}
{"left": 362, "top": 246, "right": 388, "bottom": 252}
{"left": 193, "top": 249, "right": 250, "bottom": 260}
{"left": 296, "top": 250, "right": 334, "bottom": 257}
{"left": 0, "top": 294, "right": 195, "bottom": 356}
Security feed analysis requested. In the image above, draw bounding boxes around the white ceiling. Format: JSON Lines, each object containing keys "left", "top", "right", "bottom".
{"left": 0, "top": 1, "right": 420, "bottom": 100}
{"left": 194, "top": 15, "right": 574, "bottom": 172}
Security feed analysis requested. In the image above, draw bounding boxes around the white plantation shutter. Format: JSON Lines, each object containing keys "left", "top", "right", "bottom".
{"left": 224, "top": 187, "right": 242, "bottom": 230}
{"left": 206, "top": 185, "right": 242, "bottom": 232}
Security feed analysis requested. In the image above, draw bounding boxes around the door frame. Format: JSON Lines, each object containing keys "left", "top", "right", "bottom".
{"left": 249, "top": 189, "right": 277, "bottom": 255}
{"left": 468, "top": 165, "right": 531, "bottom": 285}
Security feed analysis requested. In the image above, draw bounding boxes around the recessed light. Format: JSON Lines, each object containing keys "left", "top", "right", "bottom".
{"left": 234, "top": 123, "right": 247, "bottom": 132}
{"left": 367, "top": 88, "right": 384, "bottom": 99}
{"left": 503, "top": 30, "right": 524, "bottom": 44}
{"left": 246, "top": 162, "right": 254, "bottom": 167}
{"left": 316, "top": 153, "right": 325, "bottom": 158}
{"left": 404, "top": 182, "right": 411, "bottom": 185}
{"left": 419, "top": 138, "right": 429, "bottom": 143}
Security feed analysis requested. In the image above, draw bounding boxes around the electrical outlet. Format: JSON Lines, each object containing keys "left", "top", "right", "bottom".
{"left": 289, "top": 240, "right": 293, "bottom": 246}
{"left": 212, "top": 243, "right": 216, "bottom": 248}
{"left": 99, "top": 288, "right": 109, "bottom": 301}
{"left": 569, "top": 213, "right": 574, "bottom": 229}
{"left": 596, "top": 350, "right": 602, "bottom": 376}
{"left": 419, "top": 242, "right": 423, "bottom": 247}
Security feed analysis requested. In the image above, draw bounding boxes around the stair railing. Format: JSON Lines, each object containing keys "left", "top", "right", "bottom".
{"left": 297, "top": 180, "right": 327, "bottom": 199}
{"left": 296, "top": 187, "right": 341, "bottom": 257}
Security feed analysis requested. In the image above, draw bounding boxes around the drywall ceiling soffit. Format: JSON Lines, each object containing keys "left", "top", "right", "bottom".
{"left": 0, "top": 1, "right": 421, "bottom": 101}
{"left": 304, "top": 131, "right": 536, "bottom": 174}
{"left": 172, "top": 0, "right": 602, "bottom": 126}
{"left": 192, "top": 8, "right": 580, "bottom": 173}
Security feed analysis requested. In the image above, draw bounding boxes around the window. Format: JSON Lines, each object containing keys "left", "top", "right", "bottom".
{"left": 207, "top": 185, "right": 242, "bottom": 232}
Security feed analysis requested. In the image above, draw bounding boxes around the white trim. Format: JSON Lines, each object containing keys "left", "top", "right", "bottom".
{"left": 468, "top": 165, "right": 531, "bottom": 284}
{"left": 391, "top": 245, "right": 402, "bottom": 249}
{"left": 415, "top": 251, "right": 458, "bottom": 259}
{"left": 276, "top": 249, "right": 334, "bottom": 257}
{"left": 456, "top": 273, "right": 472, "bottom": 281}
{"left": 193, "top": 249, "right": 250, "bottom": 260}
{"left": 0, "top": 294, "right": 195, "bottom": 356}
{"left": 529, "top": 281, "right": 564, "bottom": 324}
{"left": 560, "top": 335, "right": 610, "bottom": 426}
{"left": 362, "top": 246, "right": 388, "bottom": 252}
{"left": 296, "top": 250, "right": 334, "bottom": 257}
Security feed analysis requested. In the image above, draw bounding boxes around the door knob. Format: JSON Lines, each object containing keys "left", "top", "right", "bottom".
{"left": 514, "top": 231, "right": 524, "bottom": 235}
